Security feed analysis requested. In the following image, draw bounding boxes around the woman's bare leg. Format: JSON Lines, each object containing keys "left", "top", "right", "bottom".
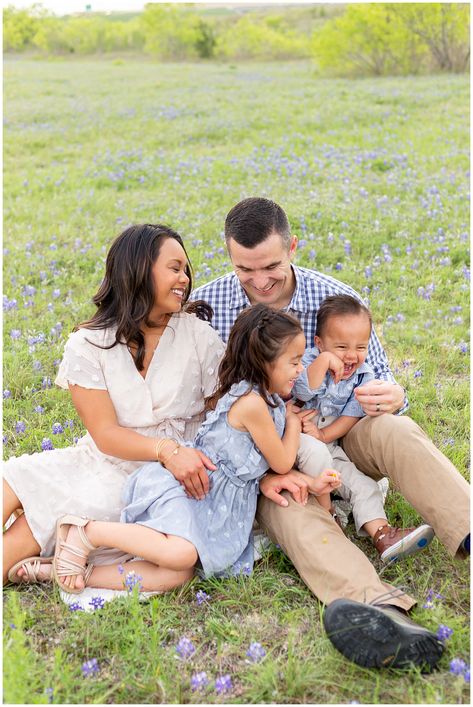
{"left": 3, "top": 480, "right": 22, "bottom": 525}
{"left": 3, "top": 513, "right": 40, "bottom": 584}
{"left": 88, "top": 560, "right": 194, "bottom": 592}
{"left": 58, "top": 520, "right": 198, "bottom": 591}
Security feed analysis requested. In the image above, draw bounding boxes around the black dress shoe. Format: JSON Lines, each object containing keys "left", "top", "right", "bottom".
{"left": 323, "top": 598, "right": 444, "bottom": 671}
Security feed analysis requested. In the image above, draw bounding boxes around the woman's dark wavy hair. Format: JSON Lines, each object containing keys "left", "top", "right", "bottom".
{"left": 78, "top": 223, "right": 212, "bottom": 371}
{"left": 206, "top": 304, "right": 303, "bottom": 411}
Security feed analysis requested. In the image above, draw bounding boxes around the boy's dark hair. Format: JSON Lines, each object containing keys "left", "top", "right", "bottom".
{"left": 206, "top": 303, "right": 303, "bottom": 410}
{"left": 316, "top": 295, "right": 372, "bottom": 338}
{"left": 224, "top": 197, "right": 292, "bottom": 249}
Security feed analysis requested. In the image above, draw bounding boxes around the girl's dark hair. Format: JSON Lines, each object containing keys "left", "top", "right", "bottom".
{"left": 79, "top": 223, "right": 212, "bottom": 371}
{"left": 206, "top": 304, "right": 303, "bottom": 410}
{"left": 316, "top": 295, "right": 372, "bottom": 338}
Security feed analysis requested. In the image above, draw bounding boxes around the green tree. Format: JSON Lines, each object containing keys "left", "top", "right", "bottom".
{"left": 140, "top": 3, "right": 201, "bottom": 60}
{"left": 311, "top": 4, "right": 425, "bottom": 77}
{"left": 215, "top": 15, "right": 309, "bottom": 61}
{"left": 3, "top": 4, "right": 45, "bottom": 51}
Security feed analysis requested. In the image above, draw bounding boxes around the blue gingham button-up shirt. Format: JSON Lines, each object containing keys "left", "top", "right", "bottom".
{"left": 190, "top": 265, "right": 407, "bottom": 411}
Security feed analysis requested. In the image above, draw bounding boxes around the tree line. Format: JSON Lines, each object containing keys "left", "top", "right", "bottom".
{"left": 4, "top": 3, "right": 470, "bottom": 75}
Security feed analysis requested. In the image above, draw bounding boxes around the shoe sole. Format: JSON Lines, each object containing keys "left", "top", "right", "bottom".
{"left": 380, "top": 524, "right": 435, "bottom": 563}
{"left": 323, "top": 598, "right": 443, "bottom": 671}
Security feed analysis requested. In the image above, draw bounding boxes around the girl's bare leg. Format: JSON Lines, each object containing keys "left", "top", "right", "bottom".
{"left": 3, "top": 480, "right": 22, "bottom": 525}
{"left": 3, "top": 513, "right": 40, "bottom": 584}
{"left": 58, "top": 520, "right": 198, "bottom": 591}
{"left": 88, "top": 560, "right": 194, "bottom": 592}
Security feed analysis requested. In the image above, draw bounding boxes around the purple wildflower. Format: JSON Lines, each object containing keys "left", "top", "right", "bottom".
{"left": 81, "top": 658, "right": 99, "bottom": 677}
{"left": 449, "top": 658, "right": 467, "bottom": 675}
{"left": 33, "top": 360, "right": 42, "bottom": 371}
{"left": 41, "top": 438, "right": 54, "bottom": 451}
{"left": 34, "top": 405, "right": 45, "bottom": 413}
{"left": 246, "top": 641, "right": 266, "bottom": 663}
{"left": 215, "top": 674, "right": 232, "bottom": 694}
{"left": 117, "top": 564, "right": 125, "bottom": 575}
{"left": 15, "top": 421, "right": 26, "bottom": 434}
{"left": 196, "top": 589, "right": 210, "bottom": 605}
{"left": 52, "top": 289, "right": 61, "bottom": 299}
{"left": 176, "top": 637, "right": 195, "bottom": 660}
{"left": 335, "top": 262, "right": 343, "bottom": 270}
{"left": 436, "top": 624, "right": 453, "bottom": 642}
{"left": 42, "top": 377, "right": 52, "bottom": 389}
{"left": 364, "top": 266, "right": 372, "bottom": 278}
{"left": 3, "top": 390, "right": 11, "bottom": 399}
{"left": 191, "top": 671, "right": 210, "bottom": 691}
{"left": 52, "top": 423, "right": 64, "bottom": 435}
{"left": 89, "top": 596, "right": 106, "bottom": 611}
{"left": 44, "top": 687, "right": 54, "bottom": 703}
{"left": 10, "top": 329, "right": 21, "bottom": 340}
{"left": 458, "top": 342, "right": 468, "bottom": 353}
{"left": 414, "top": 370, "right": 423, "bottom": 378}
{"left": 423, "top": 588, "right": 444, "bottom": 609}
{"left": 124, "top": 570, "right": 142, "bottom": 592}
{"left": 69, "top": 602, "right": 84, "bottom": 612}
{"left": 464, "top": 669, "right": 470, "bottom": 683}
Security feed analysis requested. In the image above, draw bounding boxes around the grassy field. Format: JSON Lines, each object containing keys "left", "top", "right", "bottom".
{"left": 3, "top": 59, "right": 470, "bottom": 704}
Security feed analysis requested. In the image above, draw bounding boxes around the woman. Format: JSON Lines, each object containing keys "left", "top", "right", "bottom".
{"left": 3, "top": 223, "right": 225, "bottom": 589}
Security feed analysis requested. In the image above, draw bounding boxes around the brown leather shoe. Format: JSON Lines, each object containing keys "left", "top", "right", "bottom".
{"left": 373, "top": 524, "right": 435, "bottom": 563}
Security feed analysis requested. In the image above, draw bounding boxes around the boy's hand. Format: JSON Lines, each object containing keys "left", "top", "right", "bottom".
{"left": 300, "top": 415, "right": 326, "bottom": 442}
{"left": 311, "top": 468, "right": 342, "bottom": 496}
{"left": 319, "top": 352, "right": 345, "bottom": 384}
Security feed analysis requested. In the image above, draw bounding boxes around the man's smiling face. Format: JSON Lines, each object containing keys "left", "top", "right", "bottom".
{"left": 228, "top": 232, "right": 298, "bottom": 309}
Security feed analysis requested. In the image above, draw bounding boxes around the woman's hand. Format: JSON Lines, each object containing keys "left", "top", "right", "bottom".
{"left": 164, "top": 446, "right": 216, "bottom": 500}
{"left": 259, "top": 470, "right": 309, "bottom": 507}
{"left": 310, "top": 468, "right": 341, "bottom": 496}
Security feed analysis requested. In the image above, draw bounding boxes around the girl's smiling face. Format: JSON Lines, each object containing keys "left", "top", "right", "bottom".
{"left": 268, "top": 331, "right": 306, "bottom": 397}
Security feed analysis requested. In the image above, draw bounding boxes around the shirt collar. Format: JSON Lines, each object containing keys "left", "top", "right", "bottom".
{"left": 228, "top": 266, "right": 309, "bottom": 312}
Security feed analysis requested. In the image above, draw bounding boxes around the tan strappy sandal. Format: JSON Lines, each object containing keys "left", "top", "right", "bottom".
{"left": 52, "top": 515, "right": 97, "bottom": 595}
{"left": 7, "top": 555, "right": 53, "bottom": 584}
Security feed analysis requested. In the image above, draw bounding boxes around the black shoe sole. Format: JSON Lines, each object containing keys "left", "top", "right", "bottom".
{"left": 323, "top": 599, "right": 444, "bottom": 671}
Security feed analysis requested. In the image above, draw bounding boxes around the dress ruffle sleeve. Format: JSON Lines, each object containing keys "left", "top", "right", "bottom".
{"left": 55, "top": 329, "right": 108, "bottom": 391}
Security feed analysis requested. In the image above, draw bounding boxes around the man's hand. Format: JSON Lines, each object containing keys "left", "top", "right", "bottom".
{"left": 259, "top": 470, "right": 309, "bottom": 507}
{"left": 354, "top": 380, "right": 405, "bottom": 416}
{"left": 164, "top": 447, "right": 216, "bottom": 500}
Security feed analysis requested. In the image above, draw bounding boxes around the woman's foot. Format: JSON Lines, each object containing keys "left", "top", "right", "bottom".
{"left": 53, "top": 515, "right": 96, "bottom": 594}
{"left": 9, "top": 556, "right": 53, "bottom": 584}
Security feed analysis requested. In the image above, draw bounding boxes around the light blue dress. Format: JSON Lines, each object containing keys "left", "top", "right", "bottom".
{"left": 121, "top": 380, "right": 286, "bottom": 578}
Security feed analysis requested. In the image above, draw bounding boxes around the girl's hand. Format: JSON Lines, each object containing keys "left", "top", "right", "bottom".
{"left": 164, "top": 446, "right": 216, "bottom": 500}
{"left": 301, "top": 416, "right": 326, "bottom": 442}
{"left": 285, "top": 401, "right": 302, "bottom": 429}
{"left": 310, "top": 468, "right": 341, "bottom": 496}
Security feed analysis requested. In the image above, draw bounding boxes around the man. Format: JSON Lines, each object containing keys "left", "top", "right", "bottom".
{"left": 190, "top": 196, "right": 470, "bottom": 671}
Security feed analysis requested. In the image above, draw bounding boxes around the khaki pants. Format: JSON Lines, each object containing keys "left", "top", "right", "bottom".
{"left": 256, "top": 414, "right": 470, "bottom": 611}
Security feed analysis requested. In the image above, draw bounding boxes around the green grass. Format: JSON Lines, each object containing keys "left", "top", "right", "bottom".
{"left": 3, "top": 58, "right": 470, "bottom": 703}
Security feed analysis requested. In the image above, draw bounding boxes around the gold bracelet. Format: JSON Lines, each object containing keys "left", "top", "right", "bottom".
{"left": 161, "top": 441, "right": 180, "bottom": 465}
{"left": 155, "top": 438, "right": 169, "bottom": 463}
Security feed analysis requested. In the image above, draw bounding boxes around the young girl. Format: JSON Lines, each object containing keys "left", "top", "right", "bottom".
{"left": 293, "top": 294, "right": 434, "bottom": 562}
{"left": 52, "top": 305, "right": 341, "bottom": 594}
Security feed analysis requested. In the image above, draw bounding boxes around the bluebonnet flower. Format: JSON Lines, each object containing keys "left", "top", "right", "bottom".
{"left": 436, "top": 624, "right": 453, "bottom": 642}
{"left": 449, "top": 658, "right": 467, "bottom": 675}
{"left": 3, "top": 435, "right": 8, "bottom": 445}
{"left": 464, "top": 669, "right": 470, "bottom": 683}
{"left": 364, "top": 266, "right": 372, "bottom": 278}
{"left": 3, "top": 390, "right": 12, "bottom": 399}
{"left": 196, "top": 589, "right": 210, "bottom": 605}
{"left": 34, "top": 405, "right": 45, "bottom": 413}
{"left": 344, "top": 242, "right": 352, "bottom": 255}
{"left": 81, "top": 658, "right": 99, "bottom": 677}
{"left": 52, "top": 289, "right": 61, "bottom": 299}
{"left": 64, "top": 420, "right": 75, "bottom": 429}
{"left": 124, "top": 570, "right": 142, "bottom": 592}
{"left": 191, "top": 671, "right": 210, "bottom": 691}
{"left": 308, "top": 249, "right": 316, "bottom": 259}
{"left": 117, "top": 564, "right": 125, "bottom": 575}
{"left": 246, "top": 641, "right": 266, "bottom": 663}
{"left": 458, "top": 342, "right": 468, "bottom": 353}
{"left": 52, "top": 423, "right": 64, "bottom": 435}
{"left": 10, "top": 329, "right": 21, "bottom": 340}
{"left": 9, "top": 623, "right": 16, "bottom": 629}
{"left": 215, "top": 674, "right": 232, "bottom": 694}
{"left": 15, "top": 421, "right": 26, "bottom": 434}
{"left": 69, "top": 602, "right": 84, "bottom": 612}
{"left": 41, "top": 438, "right": 54, "bottom": 451}
{"left": 423, "top": 588, "right": 444, "bottom": 609}
{"left": 335, "top": 263, "right": 343, "bottom": 270}
{"left": 44, "top": 687, "right": 54, "bottom": 703}
{"left": 414, "top": 370, "right": 423, "bottom": 379}
{"left": 33, "top": 360, "right": 42, "bottom": 371}
{"left": 89, "top": 596, "right": 106, "bottom": 611}
{"left": 42, "top": 377, "right": 52, "bottom": 389}
{"left": 3, "top": 296, "right": 17, "bottom": 311}
{"left": 21, "top": 285, "right": 36, "bottom": 297}
{"left": 176, "top": 637, "right": 195, "bottom": 660}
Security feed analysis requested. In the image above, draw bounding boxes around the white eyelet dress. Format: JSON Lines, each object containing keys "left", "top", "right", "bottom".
{"left": 3, "top": 312, "right": 225, "bottom": 557}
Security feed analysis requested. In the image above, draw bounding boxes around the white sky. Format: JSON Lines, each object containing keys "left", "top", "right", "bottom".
{"left": 4, "top": 0, "right": 330, "bottom": 17}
